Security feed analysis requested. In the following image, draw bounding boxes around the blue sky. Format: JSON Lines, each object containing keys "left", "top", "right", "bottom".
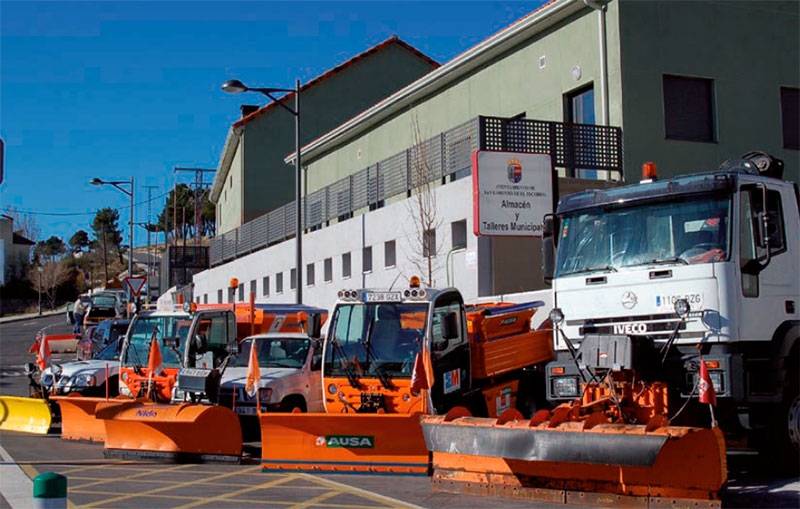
{"left": 0, "top": 0, "right": 545, "bottom": 247}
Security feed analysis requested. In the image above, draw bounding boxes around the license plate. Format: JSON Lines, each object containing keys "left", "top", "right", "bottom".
{"left": 364, "top": 292, "right": 402, "bottom": 302}
{"left": 234, "top": 406, "right": 263, "bottom": 416}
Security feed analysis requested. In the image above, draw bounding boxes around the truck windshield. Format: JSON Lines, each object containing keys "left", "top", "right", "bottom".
{"left": 122, "top": 315, "right": 190, "bottom": 368}
{"left": 325, "top": 302, "right": 428, "bottom": 379}
{"left": 555, "top": 194, "right": 731, "bottom": 277}
{"left": 232, "top": 337, "right": 310, "bottom": 369}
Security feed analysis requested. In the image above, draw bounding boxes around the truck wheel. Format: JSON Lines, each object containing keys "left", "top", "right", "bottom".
{"left": 280, "top": 397, "right": 306, "bottom": 413}
{"left": 766, "top": 366, "right": 799, "bottom": 475}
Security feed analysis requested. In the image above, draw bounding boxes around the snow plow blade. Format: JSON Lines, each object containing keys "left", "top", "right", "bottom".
{"left": 0, "top": 396, "right": 52, "bottom": 434}
{"left": 421, "top": 414, "right": 727, "bottom": 507}
{"left": 260, "top": 412, "right": 429, "bottom": 474}
{"left": 96, "top": 401, "right": 242, "bottom": 463}
{"left": 51, "top": 395, "right": 134, "bottom": 442}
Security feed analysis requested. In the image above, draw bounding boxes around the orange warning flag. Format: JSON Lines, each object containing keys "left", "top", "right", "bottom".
{"left": 410, "top": 351, "right": 430, "bottom": 396}
{"left": 245, "top": 343, "right": 261, "bottom": 398}
{"left": 698, "top": 358, "right": 717, "bottom": 406}
{"left": 148, "top": 338, "right": 163, "bottom": 376}
{"left": 37, "top": 335, "right": 51, "bottom": 371}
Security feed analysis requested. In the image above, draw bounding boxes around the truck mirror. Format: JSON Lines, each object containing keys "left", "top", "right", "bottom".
{"left": 311, "top": 352, "right": 322, "bottom": 371}
{"left": 225, "top": 340, "right": 239, "bottom": 354}
{"left": 442, "top": 311, "right": 460, "bottom": 340}
{"left": 308, "top": 313, "right": 322, "bottom": 338}
{"left": 162, "top": 336, "right": 180, "bottom": 349}
{"left": 542, "top": 214, "right": 556, "bottom": 285}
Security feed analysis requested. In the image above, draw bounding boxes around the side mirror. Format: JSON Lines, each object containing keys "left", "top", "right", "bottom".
{"left": 308, "top": 313, "right": 322, "bottom": 338}
{"left": 23, "top": 362, "right": 36, "bottom": 375}
{"left": 432, "top": 339, "right": 450, "bottom": 352}
{"left": 542, "top": 214, "right": 556, "bottom": 285}
{"left": 442, "top": 311, "right": 459, "bottom": 340}
{"left": 163, "top": 336, "right": 180, "bottom": 348}
{"left": 311, "top": 353, "right": 322, "bottom": 371}
{"left": 225, "top": 340, "right": 239, "bottom": 354}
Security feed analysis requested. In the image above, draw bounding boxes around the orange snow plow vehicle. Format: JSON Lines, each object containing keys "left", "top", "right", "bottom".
{"left": 259, "top": 277, "right": 554, "bottom": 474}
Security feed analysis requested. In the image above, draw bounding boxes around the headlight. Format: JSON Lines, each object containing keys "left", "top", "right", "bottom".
{"left": 550, "top": 308, "right": 565, "bottom": 326}
{"left": 327, "top": 383, "right": 338, "bottom": 395}
{"left": 553, "top": 377, "right": 579, "bottom": 398}
{"left": 708, "top": 372, "right": 723, "bottom": 394}
{"left": 41, "top": 374, "right": 54, "bottom": 386}
{"left": 674, "top": 298, "right": 690, "bottom": 318}
{"left": 257, "top": 387, "right": 273, "bottom": 402}
{"left": 71, "top": 373, "right": 96, "bottom": 387}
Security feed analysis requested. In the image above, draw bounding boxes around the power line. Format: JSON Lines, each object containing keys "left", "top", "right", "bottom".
{"left": 3, "top": 190, "right": 171, "bottom": 217}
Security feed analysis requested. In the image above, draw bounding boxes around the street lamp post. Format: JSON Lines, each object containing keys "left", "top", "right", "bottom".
{"left": 90, "top": 177, "right": 135, "bottom": 309}
{"left": 37, "top": 265, "right": 43, "bottom": 316}
{"left": 221, "top": 78, "right": 302, "bottom": 304}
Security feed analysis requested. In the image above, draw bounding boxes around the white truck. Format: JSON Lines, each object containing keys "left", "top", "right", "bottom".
{"left": 543, "top": 151, "right": 799, "bottom": 472}
{"left": 216, "top": 332, "right": 324, "bottom": 417}
{"left": 42, "top": 337, "right": 123, "bottom": 397}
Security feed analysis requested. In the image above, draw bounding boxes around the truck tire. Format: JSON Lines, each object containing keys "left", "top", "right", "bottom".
{"left": 765, "top": 364, "right": 799, "bottom": 475}
{"left": 279, "top": 396, "right": 306, "bottom": 413}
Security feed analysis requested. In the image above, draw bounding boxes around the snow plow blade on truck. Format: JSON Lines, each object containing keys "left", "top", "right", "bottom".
{"left": 261, "top": 411, "right": 429, "bottom": 474}
{"left": 97, "top": 400, "right": 243, "bottom": 463}
{"left": 0, "top": 396, "right": 52, "bottom": 434}
{"left": 421, "top": 410, "right": 726, "bottom": 507}
{"left": 259, "top": 280, "right": 553, "bottom": 475}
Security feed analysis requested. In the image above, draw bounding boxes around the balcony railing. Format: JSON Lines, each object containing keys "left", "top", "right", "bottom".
{"left": 210, "top": 116, "right": 623, "bottom": 267}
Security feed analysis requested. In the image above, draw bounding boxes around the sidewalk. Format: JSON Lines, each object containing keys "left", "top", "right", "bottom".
{"left": 0, "top": 308, "right": 65, "bottom": 325}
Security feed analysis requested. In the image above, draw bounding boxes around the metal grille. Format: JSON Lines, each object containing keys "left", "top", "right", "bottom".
{"left": 480, "top": 116, "right": 623, "bottom": 178}
{"left": 306, "top": 188, "right": 327, "bottom": 229}
{"left": 351, "top": 168, "right": 370, "bottom": 210}
{"left": 328, "top": 178, "right": 351, "bottom": 218}
{"left": 380, "top": 153, "right": 407, "bottom": 199}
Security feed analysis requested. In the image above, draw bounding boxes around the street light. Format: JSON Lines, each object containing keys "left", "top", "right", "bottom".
{"left": 90, "top": 176, "right": 135, "bottom": 309}
{"left": 37, "top": 265, "right": 43, "bottom": 316}
{"left": 221, "top": 78, "right": 303, "bottom": 304}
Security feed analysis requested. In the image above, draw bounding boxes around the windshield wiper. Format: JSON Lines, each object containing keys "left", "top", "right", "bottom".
{"left": 331, "top": 339, "right": 361, "bottom": 389}
{"left": 127, "top": 344, "right": 144, "bottom": 376}
{"left": 360, "top": 339, "right": 394, "bottom": 390}
{"left": 566, "top": 265, "right": 618, "bottom": 276}
{"left": 624, "top": 257, "right": 689, "bottom": 268}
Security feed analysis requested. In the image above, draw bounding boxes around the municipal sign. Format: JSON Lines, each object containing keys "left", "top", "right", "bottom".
{"left": 124, "top": 276, "right": 147, "bottom": 297}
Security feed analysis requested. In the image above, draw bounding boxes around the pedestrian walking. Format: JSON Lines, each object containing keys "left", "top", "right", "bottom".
{"left": 73, "top": 297, "right": 86, "bottom": 334}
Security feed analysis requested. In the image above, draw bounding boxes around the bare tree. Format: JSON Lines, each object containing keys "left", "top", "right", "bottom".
{"left": 404, "top": 114, "right": 444, "bottom": 287}
{"left": 29, "top": 261, "right": 72, "bottom": 310}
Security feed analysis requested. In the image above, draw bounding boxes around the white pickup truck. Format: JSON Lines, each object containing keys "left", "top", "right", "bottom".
{"left": 42, "top": 337, "right": 122, "bottom": 397}
{"left": 217, "top": 332, "right": 324, "bottom": 417}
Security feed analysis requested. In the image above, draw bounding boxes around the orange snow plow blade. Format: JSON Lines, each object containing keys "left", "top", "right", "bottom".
{"left": 51, "top": 395, "right": 136, "bottom": 442}
{"left": 260, "top": 412, "right": 429, "bottom": 474}
{"left": 0, "top": 396, "right": 52, "bottom": 434}
{"left": 421, "top": 413, "right": 727, "bottom": 507}
{"left": 97, "top": 400, "right": 242, "bottom": 463}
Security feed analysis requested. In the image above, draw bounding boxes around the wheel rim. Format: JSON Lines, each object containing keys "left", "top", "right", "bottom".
{"left": 788, "top": 394, "right": 800, "bottom": 451}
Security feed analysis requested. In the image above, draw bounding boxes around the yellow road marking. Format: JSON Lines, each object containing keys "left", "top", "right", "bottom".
{"left": 80, "top": 465, "right": 261, "bottom": 507}
{"left": 19, "top": 463, "right": 78, "bottom": 509}
{"left": 297, "top": 474, "right": 423, "bottom": 509}
{"left": 172, "top": 472, "right": 298, "bottom": 508}
{"left": 288, "top": 490, "right": 341, "bottom": 509}
{"left": 72, "top": 462, "right": 194, "bottom": 491}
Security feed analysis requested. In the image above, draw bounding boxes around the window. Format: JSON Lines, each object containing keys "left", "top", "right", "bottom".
{"left": 780, "top": 87, "right": 799, "bottom": 150}
{"left": 385, "top": 240, "right": 396, "bottom": 268}
{"left": 203, "top": 294, "right": 208, "bottom": 304}
{"left": 564, "top": 85, "right": 597, "bottom": 178}
{"left": 250, "top": 280, "right": 256, "bottom": 299}
{"left": 663, "top": 75, "right": 715, "bottom": 142}
{"left": 324, "top": 258, "right": 332, "bottom": 283}
{"left": 740, "top": 185, "right": 786, "bottom": 298}
{"left": 290, "top": 269, "right": 297, "bottom": 290}
{"left": 217, "top": 289, "right": 223, "bottom": 303}
{"left": 227, "top": 287, "right": 233, "bottom": 304}
{"left": 363, "top": 246, "right": 373, "bottom": 273}
{"left": 564, "top": 86, "right": 594, "bottom": 125}
{"left": 342, "top": 252, "right": 352, "bottom": 279}
{"left": 276, "top": 273, "right": 284, "bottom": 294}
{"left": 452, "top": 220, "right": 467, "bottom": 250}
{"left": 423, "top": 229, "right": 437, "bottom": 258}
{"left": 307, "top": 263, "right": 315, "bottom": 286}
{"left": 229, "top": 175, "right": 232, "bottom": 188}
{"left": 238, "top": 283, "right": 244, "bottom": 301}
{"left": 262, "top": 276, "right": 270, "bottom": 296}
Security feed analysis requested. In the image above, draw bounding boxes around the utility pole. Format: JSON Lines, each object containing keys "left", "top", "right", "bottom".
{"left": 143, "top": 185, "right": 158, "bottom": 301}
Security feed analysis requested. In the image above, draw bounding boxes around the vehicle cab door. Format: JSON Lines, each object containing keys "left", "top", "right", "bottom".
{"left": 428, "top": 291, "right": 471, "bottom": 414}
{"left": 186, "top": 310, "right": 237, "bottom": 369}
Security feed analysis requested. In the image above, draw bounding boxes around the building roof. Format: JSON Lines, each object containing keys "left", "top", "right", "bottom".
{"left": 288, "top": 0, "right": 581, "bottom": 165}
{"left": 210, "top": 36, "right": 438, "bottom": 203}
{"left": 231, "top": 36, "right": 439, "bottom": 130}
{"left": 12, "top": 231, "right": 35, "bottom": 246}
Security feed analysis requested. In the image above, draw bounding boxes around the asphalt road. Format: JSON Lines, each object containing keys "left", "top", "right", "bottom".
{"left": 1, "top": 315, "right": 798, "bottom": 508}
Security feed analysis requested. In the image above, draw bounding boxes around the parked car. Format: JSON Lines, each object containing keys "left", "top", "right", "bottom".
{"left": 77, "top": 319, "right": 130, "bottom": 360}
{"left": 84, "top": 292, "right": 124, "bottom": 327}
{"left": 66, "top": 294, "right": 91, "bottom": 325}
{"left": 42, "top": 336, "right": 123, "bottom": 397}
